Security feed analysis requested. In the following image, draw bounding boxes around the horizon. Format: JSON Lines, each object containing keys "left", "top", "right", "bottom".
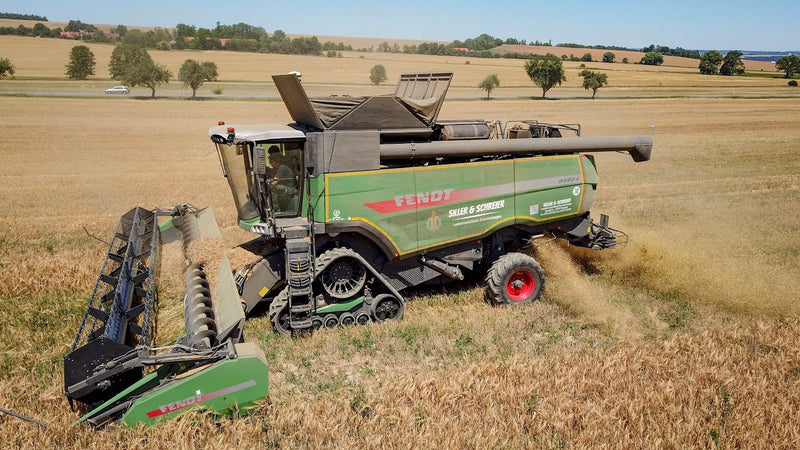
{"left": 0, "top": 0, "right": 798, "bottom": 52}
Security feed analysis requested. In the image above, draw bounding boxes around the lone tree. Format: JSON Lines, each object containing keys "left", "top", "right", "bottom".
{"left": 109, "top": 44, "right": 171, "bottom": 97}
{"left": 109, "top": 44, "right": 151, "bottom": 79}
{"left": 66, "top": 45, "right": 96, "bottom": 80}
{"left": 178, "top": 59, "right": 218, "bottom": 98}
{"left": 775, "top": 55, "right": 800, "bottom": 78}
{"left": 369, "top": 64, "right": 387, "bottom": 85}
{"left": 602, "top": 52, "right": 616, "bottom": 63}
{"left": 640, "top": 51, "right": 664, "bottom": 66}
{"left": 478, "top": 73, "right": 500, "bottom": 99}
{"left": 578, "top": 70, "right": 608, "bottom": 99}
{"left": 0, "top": 57, "right": 14, "bottom": 78}
{"left": 699, "top": 50, "right": 723, "bottom": 75}
{"left": 720, "top": 51, "right": 745, "bottom": 76}
{"left": 524, "top": 53, "right": 566, "bottom": 98}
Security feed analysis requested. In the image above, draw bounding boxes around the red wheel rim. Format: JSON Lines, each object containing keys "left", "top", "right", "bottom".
{"left": 506, "top": 270, "right": 535, "bottom": 302}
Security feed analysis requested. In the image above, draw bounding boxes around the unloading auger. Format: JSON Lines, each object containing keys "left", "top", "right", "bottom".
{"left": 64, "top": 205, "right": 268, "bottom": 428}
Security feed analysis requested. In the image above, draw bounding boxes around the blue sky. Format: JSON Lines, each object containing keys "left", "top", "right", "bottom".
{"left": 1, "top": 0, "right": 797, "bottom": 51}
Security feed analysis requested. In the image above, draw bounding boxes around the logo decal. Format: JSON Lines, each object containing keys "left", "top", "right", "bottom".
{"left": 145, "top": 380, "right": 257, "bottom": 419}
{"left": 426, "top": 210, "right": 442, "bottom": 232}
{"left": 572, "top": 186, "right": 581, "bottom": 196}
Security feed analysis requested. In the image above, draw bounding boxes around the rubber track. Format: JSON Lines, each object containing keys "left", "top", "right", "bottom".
{"left": 269, "top": 247, "right": 403, "bottom": 334}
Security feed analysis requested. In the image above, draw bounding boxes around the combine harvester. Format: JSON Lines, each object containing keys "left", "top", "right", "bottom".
{"left": 65, "top": 72, "right": 652, "bottom": 427}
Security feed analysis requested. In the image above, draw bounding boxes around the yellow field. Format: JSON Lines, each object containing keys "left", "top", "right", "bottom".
{"left": 0, "top": 35, "right": 789, "bottom": 98}
{"left": 1, "top": 35, "right": 799, "bottom": 448}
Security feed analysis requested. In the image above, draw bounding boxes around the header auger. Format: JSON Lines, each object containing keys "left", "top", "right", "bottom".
{"left": 66, "top": 72, "right": 651, "bottom": 428}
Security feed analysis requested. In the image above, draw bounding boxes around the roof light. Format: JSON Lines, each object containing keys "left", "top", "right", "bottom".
{"left": 218, "top": 121, "right": 225, "bottom": 126}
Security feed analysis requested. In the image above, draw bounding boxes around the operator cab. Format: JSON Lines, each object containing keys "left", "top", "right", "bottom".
{"left": 209, "top": 124, "right": 306, "bottom": 231}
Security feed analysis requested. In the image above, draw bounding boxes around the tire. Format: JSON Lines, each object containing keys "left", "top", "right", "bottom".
{"left": 484, "top": 252, "right": 545, "bottom": 306}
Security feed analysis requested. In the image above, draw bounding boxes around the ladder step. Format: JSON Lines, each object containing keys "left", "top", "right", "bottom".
{"left": 288, "top": 259, "right": 311, "bottom": 273}
{"left": 289, "top": 277, "right": 311, "bottom": 288}
{"left": 290, "top": 303, "right": 314, "bottom": 313}
{"left": 289, "top": 318, "right": 312, "bottom": 328}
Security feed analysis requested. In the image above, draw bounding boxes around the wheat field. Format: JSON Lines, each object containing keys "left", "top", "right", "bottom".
{"left": 1, "top": 36, "right": 799, "bottom": 448}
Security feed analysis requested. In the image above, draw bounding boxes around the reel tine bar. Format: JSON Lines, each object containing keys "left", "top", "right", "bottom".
{"left": 65, "top": 207, "right": 159, "bottom": 408}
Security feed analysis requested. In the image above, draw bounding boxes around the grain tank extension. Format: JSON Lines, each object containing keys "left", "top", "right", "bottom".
{"left": 209, "top": 72, "right": 653, "bottom": 335}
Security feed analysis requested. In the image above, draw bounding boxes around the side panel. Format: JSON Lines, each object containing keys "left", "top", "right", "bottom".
{"left": 413, "top": 160, "right": 515, "bottom": 251}
{"left": 325, "top": 170, "right": 419, "bottom": 255}
{"left": 514, "top": 155, "right": 592, "bottom": 225}
{"left": 578, "top": 155, "right": 598, "bottom": 212}
{"left": 322, "top": 155, "right": 593, "bottom": 256}
{"left": 306, "top": 174, "right": 327, "bottom": 223}
{"left": 121, "top": 343, "right": 269, "bottom": 427}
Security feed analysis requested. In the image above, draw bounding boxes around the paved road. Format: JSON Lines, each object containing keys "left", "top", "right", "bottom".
{"left": 0, "top": 91, "right": 283, "bottom": 99}
{"left": 2, "top": 91, "right": 800, "bottom": 100}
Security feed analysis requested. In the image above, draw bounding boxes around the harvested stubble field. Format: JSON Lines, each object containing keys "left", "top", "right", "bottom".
{"left": 1, "top": 43, "right": 799, "bottom": 448}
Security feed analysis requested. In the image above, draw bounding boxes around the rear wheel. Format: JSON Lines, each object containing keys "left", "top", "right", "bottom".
{"left": 484, "top": 253, "right": 545, "bottom": 306}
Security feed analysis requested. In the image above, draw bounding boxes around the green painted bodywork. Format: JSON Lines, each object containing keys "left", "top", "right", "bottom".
{"left": 238, "top": 216, "right": 260, "bottom": 232}
{"left": 314, "top": 155, "right": 595, "bottom": 256}
{"left": 120, "top": 343, "right": 268, "bottom": 427}
{"left": 75, "top": 370, "right": 165, "bottom": 426}
{"left": 75, "top": 343, "right": 268, "bottom": 428}
{"left": 316, "top": 296, "right": 364, "bottom": 315}
{"left": 159, "top": 217, "right": 175, "bottom": 233}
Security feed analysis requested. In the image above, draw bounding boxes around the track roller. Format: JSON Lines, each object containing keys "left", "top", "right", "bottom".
{"left": 323, "top": 314, "right": 339, "bottom": 328}
{"left": 339, "top": 312, "right": 355, "bottom": 326}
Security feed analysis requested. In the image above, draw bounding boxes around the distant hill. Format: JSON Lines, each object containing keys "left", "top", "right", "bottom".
{"left": 740, "top": 51, "right": 799, "bottom": 63}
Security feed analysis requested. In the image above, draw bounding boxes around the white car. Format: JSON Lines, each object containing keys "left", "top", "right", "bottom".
{"left": 105, "top": 85, "right": 130, "bottom": 95}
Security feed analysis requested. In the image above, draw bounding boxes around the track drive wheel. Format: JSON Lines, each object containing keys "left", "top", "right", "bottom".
{"left": 484, "top": 252, "right": 545, "bottom": 306}
{"left": 318, "top": 249, "right": 367, "bottom": 299}
{"left": 370, "top": 293, "right": 404, "bottom": 322}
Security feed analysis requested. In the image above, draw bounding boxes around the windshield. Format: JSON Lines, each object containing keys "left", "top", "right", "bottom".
{"left": 216, "top": 142, "right": 260, "bottom": 223}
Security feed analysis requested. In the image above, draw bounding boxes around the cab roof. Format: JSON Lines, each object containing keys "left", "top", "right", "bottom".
{"left": 208, "top": 124, "right": 306, "bottom": 143}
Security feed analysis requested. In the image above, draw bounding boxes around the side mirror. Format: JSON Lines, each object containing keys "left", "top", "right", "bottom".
{"left": 253, "top": 146, "right": 267, "bottom": 176}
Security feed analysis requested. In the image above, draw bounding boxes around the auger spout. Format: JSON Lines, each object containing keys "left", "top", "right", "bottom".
{"left": 379, "top": 135, "right": 653, "bottom": 162}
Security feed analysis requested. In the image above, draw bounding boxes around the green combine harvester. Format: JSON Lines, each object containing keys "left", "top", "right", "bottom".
{"left": 65, "top": 72, "right": 651, "bottom": 428}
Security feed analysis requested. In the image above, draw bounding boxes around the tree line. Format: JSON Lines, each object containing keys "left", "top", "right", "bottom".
{"left": 0, "top": 19, "right": 353, "bottom": 56}
{"left": 0, "top": 16, "right": 715, "bottom": 65}
{"left": 0, "top": 12, "right": 47, "bottom": 21}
